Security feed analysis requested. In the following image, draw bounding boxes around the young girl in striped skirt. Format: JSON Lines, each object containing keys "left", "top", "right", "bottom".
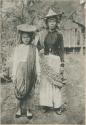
{"left": 12, "top": 24, "right": 40, "bottom": 118}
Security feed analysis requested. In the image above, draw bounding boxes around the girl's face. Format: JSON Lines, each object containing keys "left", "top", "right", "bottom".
{"left": 47, "top": 18, "right": 57, "bottom": 30}
{"left": 22, "top": 33, "right": 31, "bottom": 45}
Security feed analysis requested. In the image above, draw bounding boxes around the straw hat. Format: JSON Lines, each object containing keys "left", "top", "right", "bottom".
{"left": 45, "top": 8, "right": 58, "bottom": 19}
{"left": 17, "top": 24, "right": 37, "bottom": 32}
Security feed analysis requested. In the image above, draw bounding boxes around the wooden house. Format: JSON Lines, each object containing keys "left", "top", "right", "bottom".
{"left": 60, "top": 19, "right": 85, "bottom": 53}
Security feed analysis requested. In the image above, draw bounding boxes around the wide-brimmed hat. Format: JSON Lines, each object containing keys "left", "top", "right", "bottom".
{"left": 45, "top": 9, "right": 58, "bottom": 19}
{"left": 17, "top": 24, "right": 37, "bottom": 33}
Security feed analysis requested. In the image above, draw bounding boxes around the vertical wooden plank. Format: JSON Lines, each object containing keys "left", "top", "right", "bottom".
{"left": 0, "top": 33, "right": 2, "bottom": 84}
{"left": 80, "top": 29, "right": 83, "bottom": 54}
{"left": 74, "top": 29, "right": 76, "bottom": 54}
{"left": 84, "top": 3, "right": 86, "bottom": 54}
{"left": 80, "top": 0, "right": 86, "bottom": 54}
{"left": 69, "top": 30, "right": 70, "bottom": 48}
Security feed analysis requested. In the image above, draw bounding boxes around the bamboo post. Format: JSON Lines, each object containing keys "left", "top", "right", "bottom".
{"left": 73, "top": 29, "right": 75, "bottom": 54}
{"left": 80, "top": 0, "right": 86, "bottom": 55}
{"left": 0, "top": 34, "right": 1, "bottom": 84}
{"left": 84, "top": 2, "right": 86, "bottom": 54}
{"left": 0, "top": 0, "right": 2, "bottom": 84}
{"left": 80, "top": 29, "right": 83, "bottom": 54}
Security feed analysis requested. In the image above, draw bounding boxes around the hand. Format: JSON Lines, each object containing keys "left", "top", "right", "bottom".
{"left": 54, "top": 81, "right": 63, "bottom": 89}
{"left": 60, "top": 62, "right": 64, "bottom": 67}
{"left": 60, "top": 67, "right": 64, "bottom": 74}
{"left": 58, "top": 85, "right": 63, "bottom": 89}
{"left": 11, "top": 75, "right": 16, "bottom": 83}
{"left": 37, "top": 75, "right": 40, "bottom": 83}
{"left": 40, "top": 49, "right": 44, "bottom": 54}
{"left": 54, "top": 84, "right": 63, "bottom": 89}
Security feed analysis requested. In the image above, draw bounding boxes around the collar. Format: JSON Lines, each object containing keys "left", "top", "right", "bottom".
{"left": 48, "top": 28, "right": 57, "bottom": 33}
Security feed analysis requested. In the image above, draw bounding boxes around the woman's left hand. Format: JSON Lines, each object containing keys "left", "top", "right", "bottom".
{"left": 60, "top": 66, "right": 64, "bottom": 74}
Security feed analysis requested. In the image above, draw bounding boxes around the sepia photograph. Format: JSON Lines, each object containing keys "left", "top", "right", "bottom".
{"left": 0, "top": 0, "right": 86, "bottom": 124}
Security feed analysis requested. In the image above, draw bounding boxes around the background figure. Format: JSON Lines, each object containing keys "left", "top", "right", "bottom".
{"left": 12, "top": 24, "right": 40, "bottom": 119}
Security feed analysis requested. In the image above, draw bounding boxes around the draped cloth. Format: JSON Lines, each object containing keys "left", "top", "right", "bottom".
{"left": 41, "top": 54, "right": 62, "bottom": 86}
{"left": 12, "top": 44, "right": 37, "bottom": 100}
{"left": 39, "top": 54, "right": 63, "bottom": 108}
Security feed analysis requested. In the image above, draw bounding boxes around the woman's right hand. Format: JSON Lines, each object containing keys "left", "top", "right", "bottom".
{"left": 60, "top": 66, "right": 64, "bottom": 75}
{"left": 40, "top": 49, "right": 44, "bottom": 54}
{"left": 37, "top": 75, "right": 40, "bottom": 84}
{"left": 54, "top": 83, "right": 63, "bottom": 89}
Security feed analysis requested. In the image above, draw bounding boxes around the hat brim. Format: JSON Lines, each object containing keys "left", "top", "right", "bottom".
{"left": 43, "top": 14, "right": 62, "bottom": 20}
{"left": 17, "top": 24, "right": 37, "bottom": 32}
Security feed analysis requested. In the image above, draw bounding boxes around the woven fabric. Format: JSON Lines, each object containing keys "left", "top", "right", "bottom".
{"left": 39, "top": 54, "right": 63, "bottom": 108}
{"left": 14, "top": 45, "right": 37, "bottom": 100}
{"left": 40, "top": 54, "right": 62, "bottom": 87}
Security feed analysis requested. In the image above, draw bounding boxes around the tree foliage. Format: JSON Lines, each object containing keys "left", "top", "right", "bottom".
{"left": 0, "top": 0, "right": 84, "bottom": 80}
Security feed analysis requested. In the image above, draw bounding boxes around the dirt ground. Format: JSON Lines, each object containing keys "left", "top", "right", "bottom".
{"left": 0, "top": 54, "right": 85, "bottom": 124}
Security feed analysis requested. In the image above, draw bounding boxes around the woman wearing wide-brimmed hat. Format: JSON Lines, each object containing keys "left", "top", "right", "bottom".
{"left": 12, "top": 24, "right": 40, "bottom": 118}
{"left": 38, "top": 9, "right": 65, "bottom": 115}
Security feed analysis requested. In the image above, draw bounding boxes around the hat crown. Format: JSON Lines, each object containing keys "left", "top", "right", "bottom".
{"left": 17, "top": 24, "right": 37, "bottom": 32}
{"left": 46, "top": 8, "right": 57, "bottom": 18}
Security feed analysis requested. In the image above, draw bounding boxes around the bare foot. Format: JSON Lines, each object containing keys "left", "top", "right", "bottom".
{"left": 55, "top": 108, "right": 63, "bottom": 115}
{"left": 16, "top": 108, "right": 21, "bottom": 118}
{"left": 26, "top": 110, "right": 33, "bottom": 119}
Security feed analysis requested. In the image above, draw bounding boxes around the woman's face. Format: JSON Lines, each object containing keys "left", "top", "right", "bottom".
{"left": 47, "top": 18, "right": 57, "bottom": 30}
{"left": 22, "top": 33, "right": 31, "bottom": 45}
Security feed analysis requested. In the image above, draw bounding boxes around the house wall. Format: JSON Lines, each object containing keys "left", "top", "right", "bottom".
{"left": 61, "top": 26, "right": 83, "bottom": 48}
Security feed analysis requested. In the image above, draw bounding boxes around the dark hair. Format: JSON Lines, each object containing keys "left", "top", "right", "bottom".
{"left": 45, "top": 16, "right": 57, "bottom": 23}
{"left": 45, "top": 16, "right": 59, "bottom": 29}
{"left": 18, "top": 31, "right": 35, "bottom": 44}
